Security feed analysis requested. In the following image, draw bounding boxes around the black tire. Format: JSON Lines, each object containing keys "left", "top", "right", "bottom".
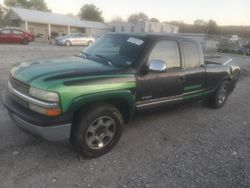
{"left": 22, "top": 38, "right": 29, "bottom": 45}
{"left": 72, "top": 103, "right": 124, "bottom": 158}
{"left": 65, "top": 40, "right": 71, "bottom": 46}
{"left": 208, "top": 80, "right": 230, "bottom": 109}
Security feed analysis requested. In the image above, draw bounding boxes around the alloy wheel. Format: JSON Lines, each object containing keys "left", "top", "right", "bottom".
{"left": 85, "top": 116, "right": 116, "bottom": 150}
{"left": 218, "top": 84, "right": 228, "bottom": 104}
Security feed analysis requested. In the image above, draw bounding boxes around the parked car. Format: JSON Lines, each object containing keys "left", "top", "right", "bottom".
{"left": 238, "top": 44, "right": 250, "bottom": 55}
{"left": 0, "top": 27, "right": 34, "bottom": 45}
{"left": 55, "top": 33, "right": 95, "bottom": 46}
{"left": 217, "top": 35, "right": 243, "bottom": 53}
{"left": 3, "top": 33, "right": 240, "bottom": 158}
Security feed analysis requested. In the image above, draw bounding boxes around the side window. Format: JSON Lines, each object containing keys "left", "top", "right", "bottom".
{"left": 182, "top": 41, "right": 200, "bottom": 68}
{"left": 1, "top": 29, "right": 11, "bottom": 34}
{"left": 12, "top": 30, "right": 23, "bottom": 35}
{"left": 149, "top": 40, "right": 181, "bottom": 69}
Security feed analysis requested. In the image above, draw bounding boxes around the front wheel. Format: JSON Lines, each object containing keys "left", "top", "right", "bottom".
{"left": 72, "top": 103, "right": 124, "bottom": 158}
{"left": 65, "top": 40, "right": 71, "bottom": 46}
{"left": 208, "top": 80, "right": 230, "bottom": 108}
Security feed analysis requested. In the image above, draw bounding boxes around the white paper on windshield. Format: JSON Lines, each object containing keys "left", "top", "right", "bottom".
{"left": 127, "top": 37, "right": 144, "bottom": 45}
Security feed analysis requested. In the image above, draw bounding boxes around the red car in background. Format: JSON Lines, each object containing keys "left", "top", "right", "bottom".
{"left": 0, "top": 27, "right": 34, "bottom": 45}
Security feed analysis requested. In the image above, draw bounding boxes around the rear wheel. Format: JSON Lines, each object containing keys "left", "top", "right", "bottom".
{"left": 22, "top": 38, "right": 29, "bottom": 45}
{"left": 208, "top": 80, "right": 230, "bottom": 108}
{"left": 72, "top": 103, "right": 124, "bottom": 158}
{"left": 65, "top": 40, "right": 71, "bottom": 46}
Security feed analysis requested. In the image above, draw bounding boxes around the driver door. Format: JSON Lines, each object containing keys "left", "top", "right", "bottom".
{"left": 0, "top": 29, "right": 12, "bottom": 43}
{"left": 136, "top": 40, "right": 185, "bottom": 109}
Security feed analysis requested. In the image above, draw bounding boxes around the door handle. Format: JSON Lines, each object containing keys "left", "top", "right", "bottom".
{"left": 177, "top": 76, "right": 186, "bottom": 83}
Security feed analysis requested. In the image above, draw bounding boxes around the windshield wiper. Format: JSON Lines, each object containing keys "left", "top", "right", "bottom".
{"left": 94, "top": 54, "right": 114, "bottom": 67}
{"left": 79, "top": 51, "right": 89, "bottom": 59}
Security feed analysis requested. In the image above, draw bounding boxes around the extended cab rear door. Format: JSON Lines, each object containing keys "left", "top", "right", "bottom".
{"left": 180, "top": 40, "right": 206, "bottom": 100}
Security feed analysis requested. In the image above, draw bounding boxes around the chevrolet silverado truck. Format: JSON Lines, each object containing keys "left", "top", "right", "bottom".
{"left": 3, "top": 33, "right": 240, "bottom": 158}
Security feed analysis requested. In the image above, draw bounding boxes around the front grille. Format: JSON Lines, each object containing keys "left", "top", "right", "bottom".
{"left": 9, "top": 76, "right": 29, "bottom": 108}
{"left": 10, "top": 92, "right": 29, "bottom": 108}
{"left": 9, "top": 76, "right": 29, "bottom": 94}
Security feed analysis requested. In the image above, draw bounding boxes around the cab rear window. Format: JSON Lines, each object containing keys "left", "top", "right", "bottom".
{"left": 182, "top": 41, "right": 200, "bottom": 68}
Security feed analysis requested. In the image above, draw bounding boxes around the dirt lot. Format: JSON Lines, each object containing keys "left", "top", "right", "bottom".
{"left": 0, "top": 43, "right": 250, "bottom": 188}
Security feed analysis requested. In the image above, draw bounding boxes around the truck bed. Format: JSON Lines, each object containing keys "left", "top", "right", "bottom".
{"left": 204, "top": 54, "right": 233, "bottom": 65}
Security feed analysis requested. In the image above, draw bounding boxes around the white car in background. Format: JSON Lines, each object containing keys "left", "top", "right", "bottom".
{"left": 55, "top": 33, "right": 95, "bottom": 46}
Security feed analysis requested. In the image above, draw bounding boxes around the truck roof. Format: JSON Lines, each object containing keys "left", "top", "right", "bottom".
{"left": 106, "top": 32, "right": 199, "bottom": 43}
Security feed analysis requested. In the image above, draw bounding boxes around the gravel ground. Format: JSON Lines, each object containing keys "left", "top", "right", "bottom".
{"left": 0, "top": 43, "right": 250, "bottom": 188}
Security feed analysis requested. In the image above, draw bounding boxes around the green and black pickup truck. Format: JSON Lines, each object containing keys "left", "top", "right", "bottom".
{"left": 3, "top": 33, "right": 240, "bottom": 158}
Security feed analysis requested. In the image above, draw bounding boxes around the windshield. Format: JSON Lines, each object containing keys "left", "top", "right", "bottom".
{"left": 82, "top": 35, "right": 145, "bottom": 67}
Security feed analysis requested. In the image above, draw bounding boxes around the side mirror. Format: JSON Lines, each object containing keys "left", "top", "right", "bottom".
{"left": 149, "top": 59, "right": 167, "bottom": 72}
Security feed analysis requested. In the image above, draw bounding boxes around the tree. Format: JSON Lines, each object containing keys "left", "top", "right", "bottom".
{"left": 4, "top": 0, "right": 49, "bottom": 11}
{"left": 128, "top": 12, "right": 148, "bottom": 22}
{"left": 4, "top": 0, "right": 28, "bottom": 8}
{"left": 168, "top": 20, "right": 185, "bottom": 25}
{"left": 149, "top": 18, "right": 159, "bottom": 22}
{"left": 0, "top": 4, "right": 6, "bottom": 19}
{"left": 78, "top": 4, "right": 103, "bottom": 22}
{"left": 66, "top": 13, "right": 75, "bottom": 18}
{"left": 28, "top": 0, "right": 49, "bottom": 11}
{"left": 194, "top": 19, "right": 207, "bottom": 26}
{"left": 0, "top": 4, "right": 10, "bottom": 25}
{"left": 110, "top": 16, "right": 123, "bottom": 22}
{"left": 207, "top": 19, "right": 219, "bottom": 34}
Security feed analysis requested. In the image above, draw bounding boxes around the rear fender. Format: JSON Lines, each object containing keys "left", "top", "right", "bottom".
{"left": 229, "top": 65, "right": 240, "bottom": 91}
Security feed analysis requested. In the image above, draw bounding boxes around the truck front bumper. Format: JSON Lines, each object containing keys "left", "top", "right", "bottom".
{"left": 3, "top": 90, "right": 73, "bottom": 142}
{"left": 10, "top": 113, "right": 71, "bottom": 142}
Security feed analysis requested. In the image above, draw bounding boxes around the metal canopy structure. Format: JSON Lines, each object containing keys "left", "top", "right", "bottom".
{"left": 9, "top": 7, "right": 109, "bottom": 36}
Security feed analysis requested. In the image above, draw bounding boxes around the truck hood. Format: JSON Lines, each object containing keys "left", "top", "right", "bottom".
{"left": 10, "top": 56, "right": 128, "bottom": 85}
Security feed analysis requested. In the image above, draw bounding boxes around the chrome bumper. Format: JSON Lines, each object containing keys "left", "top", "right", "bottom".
{"left": 10, "top": 113, "right": 71, "bottom": 142}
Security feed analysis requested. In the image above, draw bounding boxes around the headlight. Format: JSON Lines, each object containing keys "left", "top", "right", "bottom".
{"left": 29, "top": 87, "right": 59, "bottom": 102}
{"left": 28, "top": 87, "right": 61, "bottom": 116}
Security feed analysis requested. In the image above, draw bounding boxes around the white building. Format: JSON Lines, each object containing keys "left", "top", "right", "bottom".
{"left": 6, "top": 7, "right": 111, "bottom": 37}
{"left": 109, "top": 21, "right": 179, "bottom": 34}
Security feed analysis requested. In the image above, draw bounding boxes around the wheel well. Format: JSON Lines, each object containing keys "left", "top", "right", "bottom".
{"left": 217, "top": 78, "right": 231, "bottom": 89}
{"left": 213, "top": 78, "right": 232, "bottom": 94}
{"left": 65, "top": 40, "right": 71, "bottom": 44}
{"left": 21, "top": 38, "right": 28, "bottom": 43}
{"left": 73, "top": 99, "right": 130, "bottom": 123}
{"left": 70, "top": 99, "right": 131, "bottom": 142}
{"left": 107, "top": 98, "right": 130, "bottom": 123}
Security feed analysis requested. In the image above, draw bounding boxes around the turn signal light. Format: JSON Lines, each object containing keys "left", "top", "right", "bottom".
{"left": 29, "top": 103, "right": 61, "bottom": 116}
{"left": 46, "top": 108, "right": 61, "bottom": 116}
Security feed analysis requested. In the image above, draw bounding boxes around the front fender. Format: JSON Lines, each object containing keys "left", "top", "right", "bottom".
{"left": 67, "top": 90, "right": 136, "bottom": 118}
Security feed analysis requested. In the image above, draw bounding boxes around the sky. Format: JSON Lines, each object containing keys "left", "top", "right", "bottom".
{"left": 1, "top": 0, "right": 249, "bottom": 25}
